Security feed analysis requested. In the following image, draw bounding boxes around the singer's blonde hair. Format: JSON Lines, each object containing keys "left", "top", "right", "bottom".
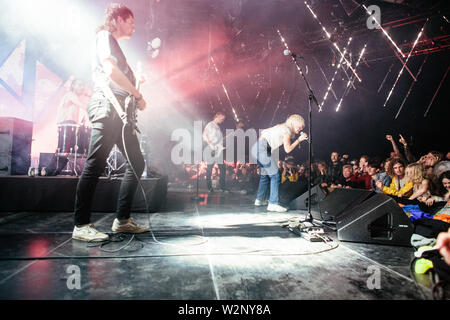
{"left": 285, "top": 114, "right": 305, "bottom": 132}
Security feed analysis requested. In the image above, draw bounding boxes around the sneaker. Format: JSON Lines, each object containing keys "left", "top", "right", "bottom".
{"left": 72, "top": 224, "right": 109, "bottom": 242}
{"left": 267, "top": 203, "right": 288, "bottom": 212}
{"left": 111, "top": 218, "right": 149, "bottom": 234}
{"left": 254, "top": 199, "right": 269, "bottom": 206}
{"left": 208, "top": 188, "right": 214, "bottom": 193}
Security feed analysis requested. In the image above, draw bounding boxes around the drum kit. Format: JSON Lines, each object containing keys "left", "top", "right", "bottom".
{"left": 56, "top": 123, "right": 91, "bottom": 176}
{"left": 56, "top": 124, "right": 149, "bottom": 177}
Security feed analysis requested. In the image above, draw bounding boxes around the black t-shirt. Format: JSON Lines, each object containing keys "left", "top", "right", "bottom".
{"left": 328, "top": 162, "right": 343, "bottom": 185}
{"left": 93, "top": 30, "right": 136, "bottom": 97}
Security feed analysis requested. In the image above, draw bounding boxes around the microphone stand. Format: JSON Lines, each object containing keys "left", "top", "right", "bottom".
{"left": 191, "top": 161, "right": 204, "bottom": 202}
{"left": 285, "top": 52, "right": 320, "bottom": 224}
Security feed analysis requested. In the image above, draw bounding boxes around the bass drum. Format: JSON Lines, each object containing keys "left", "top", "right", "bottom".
{"left": 77, "top": 125, "right": 92, "bottom": 156}
{"left": 57, "top": 123, "right": 79, "bottom": 154}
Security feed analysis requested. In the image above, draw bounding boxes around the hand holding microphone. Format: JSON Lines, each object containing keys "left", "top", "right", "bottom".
{"left": 298, "top": 131, "right": 308, "bottom": 143}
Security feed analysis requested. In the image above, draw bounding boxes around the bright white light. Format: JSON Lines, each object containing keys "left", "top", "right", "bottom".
{"left": 383, "top": 20, "right": 427, "bottom": 107}
{"left": 150, "top": 37, "right": 162, "bottom": 49}
{"left": 304, "top": 2, "right": 361, "bottom": 82}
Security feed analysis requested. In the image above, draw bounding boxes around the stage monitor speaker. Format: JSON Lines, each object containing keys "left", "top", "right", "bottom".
{"left": 336, "top": 193, "right": 414, "bottom": 246}
{"left": 289, "top": 184, "right": 326, "bottom": 211}
{"left": 0, "top": 117, "right": 33, "bottom": 176}
{"left": 318, "top": 188, "right": 375, "bottom": 221}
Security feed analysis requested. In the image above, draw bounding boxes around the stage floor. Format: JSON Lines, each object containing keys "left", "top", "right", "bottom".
{"left": 0, "top": 189, "right": 436, "bottom": 300}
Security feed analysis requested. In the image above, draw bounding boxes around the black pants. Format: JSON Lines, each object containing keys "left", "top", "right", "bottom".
{"left": 74, "top": 114, "right": 145, "bottom": 226}
{"left": 205, "top": 163, "right": 226, "bottom": 190}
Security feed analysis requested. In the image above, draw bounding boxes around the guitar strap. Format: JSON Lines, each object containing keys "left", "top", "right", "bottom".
{"left": 98, "top": 81, "right": 127, "bottom": 122}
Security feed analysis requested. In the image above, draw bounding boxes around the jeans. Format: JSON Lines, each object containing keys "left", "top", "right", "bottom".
{"left": 74, "top": 109, "right": 145, "bottom": 226}
{"left": 251, "top": 139, "right": 281, "bottom": 205}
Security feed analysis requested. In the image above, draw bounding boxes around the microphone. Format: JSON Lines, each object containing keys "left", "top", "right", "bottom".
{"left": 283, "top": 49, "right": 295, "bottom": 57}
{"left": 284, "top": 49, "right": 303, "bottom": 59}
{"left": 299, "top": 131, "right": 309, "bottom": 148}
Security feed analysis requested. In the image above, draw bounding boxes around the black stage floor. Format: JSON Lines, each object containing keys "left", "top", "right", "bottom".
{"left": 0, "top": 188, "right": 438, "bottom": 300}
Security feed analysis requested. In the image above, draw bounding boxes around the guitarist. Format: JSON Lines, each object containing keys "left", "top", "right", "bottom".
{"left": 202, "top": 112, "right": 228, "bottom": 193}
{"left": 72, "top": 3, "right": 149, "bottom": 242}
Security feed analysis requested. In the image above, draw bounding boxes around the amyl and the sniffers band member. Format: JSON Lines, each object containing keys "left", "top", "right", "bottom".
{"left": 72, "top": 3, "right": 149, "bottom": 242}
{"left": 252, "top": 114, "right": 308, "bottom": 212}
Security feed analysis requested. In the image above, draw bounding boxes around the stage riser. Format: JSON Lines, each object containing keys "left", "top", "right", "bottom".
{"left": 0, "top": 176, "right": 167, "bottom": 213}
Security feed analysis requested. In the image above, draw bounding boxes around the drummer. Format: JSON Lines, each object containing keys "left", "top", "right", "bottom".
{"left": 56, "top": 78, "right": 90, "bottom": 126}
{"left": 41, "top": 79, "right": 90, "bottom": 176}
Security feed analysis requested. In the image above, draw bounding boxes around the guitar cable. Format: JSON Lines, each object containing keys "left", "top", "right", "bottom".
{"left": 119, "top": 120, "right": 207, "bottom": 250}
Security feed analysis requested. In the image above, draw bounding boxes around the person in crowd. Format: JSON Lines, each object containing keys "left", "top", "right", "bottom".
{"left": 367, "top": 160, "right": 391, "bottom": 192}
{"left": 314, "top": 161, "right": 330, "bottom": 189}
{"left": 423, "top": 151, "right": 443, "bottom": 180}
{"left": 340, "top": 154, "right": 350, "bottom": 166}
{"left": 328, "top": 152, "right": 343, "bottom": 185}
{"left": 383, "top": 157, "right": 395, "bottom": 178}
{"left": 281, "top": 158, "right": 299, "bottom": 184}
{"left": 347, "top": 155, "right": 372, "bottom": 190}
{"left": 386, "top": 134, "right": 403, "bottom": 161}
{"left": 436, "top": 228, "right": 450, "bottom": 266}
{"left": 404, "top": 162, "right": 430, "bottom": 200}
{"left": 251, "top": 114, "right": 308, "bottom": 212}
{"left": 420, "top": 171, "right": 450, "bottom": 206}
{"left": 351, "top": 159, "right": 359, "bottom": 175}
{"left": 279, "top": 158, "right": 308, "bottom": 207}
{"left": 331, "top": 164, "right": 363, "bottom": 189}
{"left": 397, "top": 134, "right": 416, "bottom": 163}
{"left": 376, "top": 158, "right": 413, "bottom": 198}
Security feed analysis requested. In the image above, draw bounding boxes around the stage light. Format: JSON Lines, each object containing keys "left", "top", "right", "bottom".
{"left": 362, "top": 4, "right": 405, "bottom": 58}
{"left": 304, "top": 1, "right": 361, "bottom": 82}
{"left": 336, "top": 44, "right": 367, "bottom": 112}
{"left": 321, "top": 37, "right": 353, "bottom": 110}
{"left": 383, "top": 20, "right": 427, "bottom": 107}
{"left": 150, "top": 37, "right": 162, "bottom": 50}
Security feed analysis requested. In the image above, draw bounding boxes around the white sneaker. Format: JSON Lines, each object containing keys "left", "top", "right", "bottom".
{"left": 111, "top": 218, "right": 149, "bottom": 234}
{"left": 254, "top": 199, "right": 269, "bottom": 206}
{"left": 72, "top": 224, "right": 109, "bottom": 242}
{"left": 267, "top": 203, "right": 288, "bottom": 212}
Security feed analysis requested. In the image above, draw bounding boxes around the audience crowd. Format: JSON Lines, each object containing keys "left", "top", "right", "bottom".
{"left": 171, "top": 133, "right": 450, "bottom": 220}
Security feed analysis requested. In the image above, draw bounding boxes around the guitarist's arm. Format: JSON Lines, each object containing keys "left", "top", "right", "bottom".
{"left": 202, "top": 129, "right": 215, "bottom": 151}
{"left": 102, "top": 58, "right": 146, "bottom": 111}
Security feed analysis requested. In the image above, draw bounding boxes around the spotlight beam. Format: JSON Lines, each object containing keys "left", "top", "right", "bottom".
{"left": 320, "top": 37, "right": 353, "bottom": 110}
{"left": 394, "top": 55, "right": 428, "bottom": 119}
{"left": 363, "top": 4, "right": 417, "bottom": 81}
{"left": 304, "top": 1, "right": 361, "bottom": 82}
{"left": 312, "top": 56, "right": 338, "bottom": 101}
{"left": 270, "top": 90, "right": 286, "bottom": 126}
{"left": 424, "top": 64, "right": 449, "bottom": 118}
{"left": 362, "top": 4, "right": 405, "bottom": 58}
{"left": 378, "top": 62, "right": 395, "bottom": 93}
{"left": 383, "top": 20, "right": 427, "bottom": 107}
{"left": 210, "top": 55, "right": 240, "bottom": 122}
{"left": 336, "top": 44, "right": 367, "bottom": 112}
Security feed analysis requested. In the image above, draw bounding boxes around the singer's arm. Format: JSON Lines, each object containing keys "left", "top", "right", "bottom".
{"left": 283, "top": 132, "right": 308, "bottom": 154}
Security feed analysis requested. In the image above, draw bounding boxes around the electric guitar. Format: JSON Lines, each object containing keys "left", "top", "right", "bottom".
{"left": 204, "top": 130, "right": 237, "bottom": 158}
{"left": 99, "top": 61, "right": 143, "bottom": 135}
{"left": 123, "top": 61, "right": 143, "bottom": 135}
